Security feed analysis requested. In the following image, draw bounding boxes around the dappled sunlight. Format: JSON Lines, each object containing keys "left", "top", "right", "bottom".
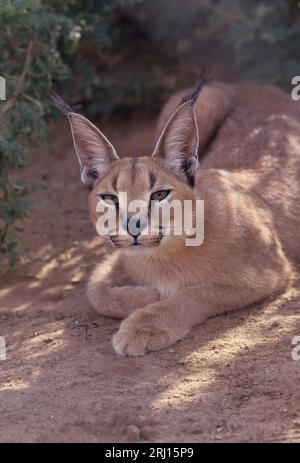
{"left": 28, "top": 249, "right": 86, "bottom": 288}
{"left": 27, "top": 328, "right": 65, "bottom": 346}
{"left": 27, "top": 338, "right": 66, "bottom": 360}
{"left": 248, "top": 127, "right": 262, "bottom": 138}
{"left": 287, "top": 133, "right": 300, "bottom": 154}
{"left": 11, "top": 302, "right": 31, "bottom": 313}
{"left": 151, "top": 326, "right": 261, "bottom": 409}
{"left": 0, "top": 287, "right": 15, "bottom": 299}
{"left": 16, "top": 323, "right": 67, "bottom": 361}
{"left": 183, "top": 317, "right": 266, "bottom": 364}
{"left": 3, "top": 319, "right": 70, "bottom": 370}
{"left": 151, "top": 309, "right": 288, "bottom": 410}
{"left": 151, "top": 370, "right": 216, "bottom": 409}
{"left": 67, "top": 269, "right": 86, "bottom": 284}
{"left": 0, "top": 379, "right": 29, "bottom": 392}
{"left": 29, "top": 261, "right": 58, "bottom": 288}
{"left": 90, "top": 252, "right": 120, "bottom": 280}
{"left": 25, "top": 238, "right": 105, "bottom": 290}
{"left": 267, "top": 114, "right": 298, "bottom": 125}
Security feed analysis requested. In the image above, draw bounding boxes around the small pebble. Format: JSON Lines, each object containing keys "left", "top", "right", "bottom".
{"left": 126, "top": 424, "right": 140, "bottom": 441}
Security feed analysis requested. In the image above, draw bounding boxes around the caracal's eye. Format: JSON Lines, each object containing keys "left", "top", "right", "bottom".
{"left": 150, "top": 189, "right": 171, "bottom": 202}
{"left": 99, "top": 193, "right": 119, "bottom": 205}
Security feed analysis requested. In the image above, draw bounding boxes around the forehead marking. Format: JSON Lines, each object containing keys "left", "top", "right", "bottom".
{"left": 149, "top": 172, "right": 156, "bottom": 189}
{"left": 131, "top": 157, "right": 138, "bottom": 184}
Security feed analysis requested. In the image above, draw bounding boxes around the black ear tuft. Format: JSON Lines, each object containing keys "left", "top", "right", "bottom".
{"left": 47, "top": 90, "right": 74, "bottom": 115}
{"left": 181, "top": 68, "right": 212, "bottom": 105}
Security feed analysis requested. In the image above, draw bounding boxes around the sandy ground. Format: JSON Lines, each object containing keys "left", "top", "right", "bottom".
{"left": 1, "top": 112, "right": 300, "bottom": 443}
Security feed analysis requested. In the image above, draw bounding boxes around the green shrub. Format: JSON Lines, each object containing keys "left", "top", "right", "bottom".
{"left": 202, "top": 0, "right": 300, "bottom": 87}
{"left": 0, "top": 0, "right": 161, "bottom": 270}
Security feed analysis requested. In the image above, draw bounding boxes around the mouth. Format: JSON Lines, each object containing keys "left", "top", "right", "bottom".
{"left": 132, "top": 241, "right": 142, "bottom": 247}
{"left": 110, "top": 235, "right": 163, "bottom": 248}
{"left": 131, "top": 235, "right": 163, "bottom": 248}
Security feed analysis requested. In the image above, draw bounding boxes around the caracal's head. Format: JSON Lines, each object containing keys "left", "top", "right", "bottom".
{"left": 50, "top": 80, "right": 204, "bottom": 251}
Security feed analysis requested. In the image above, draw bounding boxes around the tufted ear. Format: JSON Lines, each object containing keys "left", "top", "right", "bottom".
{"left": 48, "top": 91, "right": 119, "bottom": 187}
{"left": 152, "top": 79, "right": 204, "bottom": 186}
{"left": 67, "top": 112, "right": 119, "bottom": 187}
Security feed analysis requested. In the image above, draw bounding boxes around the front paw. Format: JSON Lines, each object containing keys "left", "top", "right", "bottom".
{"left": 112, "top": 310, "right": 175, "bottom": 356}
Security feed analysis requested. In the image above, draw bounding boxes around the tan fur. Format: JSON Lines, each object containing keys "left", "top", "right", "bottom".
{"left": 69, "top": 82, "right": 300, "bottom": 356}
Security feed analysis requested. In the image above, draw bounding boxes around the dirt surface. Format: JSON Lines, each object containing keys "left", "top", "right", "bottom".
{"left": 1, "top": 110, "right": 300, "bottom": 443}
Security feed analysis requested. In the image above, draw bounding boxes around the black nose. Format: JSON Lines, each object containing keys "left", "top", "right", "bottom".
{"left": 127, "top": 218, "right": 141, "bottom": 237}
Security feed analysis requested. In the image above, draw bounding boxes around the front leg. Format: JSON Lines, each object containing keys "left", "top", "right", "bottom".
{"left": 112, "top": 282, "right": 278, "bottom": 356}
{"left": 87, "top": 254, "right": 160, "bottom": 319}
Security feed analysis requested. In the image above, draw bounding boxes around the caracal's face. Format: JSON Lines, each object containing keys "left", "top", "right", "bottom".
{"left": 50, "top": 80, "right": 203, "bottom": 250}
{"left": 88, "top": 156, "right": 195, "bottom": 250}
